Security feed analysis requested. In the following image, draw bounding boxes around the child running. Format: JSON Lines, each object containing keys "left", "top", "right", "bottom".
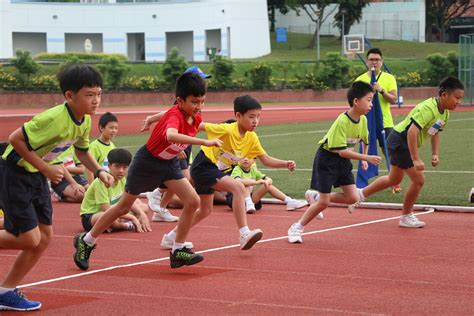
{"left": 73, "top": 71, "right": 222, "bottom": 270}
{"left": 288, "top": 81, "right": 382, "bottom": 243}
{"left": 0, "top": 64, "right": 114, "bottom": 311}
{"left": 161, "top": 95, "right": 297, "bottom": 251}
{"left": 348, "top": 77, "right": 464, "bottom": 228}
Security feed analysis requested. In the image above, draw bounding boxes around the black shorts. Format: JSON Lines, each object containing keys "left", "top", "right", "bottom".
{"left": 310, "top": 146, "right": 355, "bottom": 194}
{"left": 225, "top": 192, "right": 262, "bottom": 210}
{"left": 0, "top": 160, "right": 53, "bottom": 236}
{"left": 125, "top": 145, "right": 184, "bottom": 196}
{"left": 81, "top": 213, "right": 94, "bottom": 231}
{"left": 51, "top": 174, "right": 88, "bottom": 199}
{"left": 387, "top": 131, "right": 414, "bottom": 169}
{"left": 191, "top": 151, "right": 228, "bottom": 195}
{"left": 377, "top": 127, "right": 394, "bottom": 148}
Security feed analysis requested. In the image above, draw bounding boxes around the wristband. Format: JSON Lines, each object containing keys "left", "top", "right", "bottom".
{"left": 94, "top": 168, "right": 107, "bottom": 178}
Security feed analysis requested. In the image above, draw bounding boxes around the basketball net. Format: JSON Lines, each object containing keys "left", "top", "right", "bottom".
{"left": 345, "top": 52, "right": 356, "bottom": 60}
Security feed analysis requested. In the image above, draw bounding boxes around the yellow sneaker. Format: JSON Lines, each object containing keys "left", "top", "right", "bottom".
{"left": 392, "top": 184, "right": 402, "bottom": 194}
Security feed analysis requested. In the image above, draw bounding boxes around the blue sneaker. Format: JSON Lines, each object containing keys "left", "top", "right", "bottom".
{"left": 0, "top": 289, "right": 41, "bottom": 311}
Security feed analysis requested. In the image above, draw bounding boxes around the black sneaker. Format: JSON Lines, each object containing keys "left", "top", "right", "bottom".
{"left": 169, "top": 247, "right": 203, "bottom": 269}
{"left": 73, "top": 232, "right": 96, "bottom": 270}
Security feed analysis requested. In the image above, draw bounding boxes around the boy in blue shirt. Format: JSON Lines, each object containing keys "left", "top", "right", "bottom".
{"left": 0, "top": 65, "right": 114, "bottom": 311}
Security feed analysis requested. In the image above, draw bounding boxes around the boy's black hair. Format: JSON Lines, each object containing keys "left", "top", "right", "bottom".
{"left": 438, "top": 76, "right": 464, "bottom": 95}
{"left": 347, "top": 81, "right": 374, "bottom": 107}
{"left": 99, "top": 112, "right": 118, "bottom": 129}
{"left": 0, "top": 142, "right": 8, "bottom": 156}
{"left": 223, "top": 118, "right": 237, "bottom": 124}
{"left": 107, "top": 148, "right": 132, "bottom": 166}
{"left": 175, "top": 72, "right": 207, "bottom": 100}
{"left": 57, "top": 64, "right": 103, "bottom": 95}
{"left": 366, "top": 48, "right": 383, "bottom": 58}
{"left": 234, "top": 95, "right": 262, "bottom": 114}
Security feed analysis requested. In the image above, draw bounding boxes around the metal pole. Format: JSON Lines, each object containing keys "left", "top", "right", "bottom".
{"left": 342, "top": 13, "right": 345, "bottom": 55}
{"left": 317, "top": 19, "right": 320, "bottom": 61}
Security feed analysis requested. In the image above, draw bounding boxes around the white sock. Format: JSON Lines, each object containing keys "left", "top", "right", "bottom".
{"left": 358, "top": 188, "right": 365, "bottom": 200}
{"left": 294, "top": 222, "right": 304, "bottom": 230}
{"left": 172, "top": 242, "right": 185, "bottom": 253}
{"left": 126, "top": 221, "right": 135, "bottom": 231}
{"left": 284, "top": 196, "right": 291, "bottom": 203}
{"left": 83, "top": 232, "right": 96, "bottom": 246}
{"left": 239, "top": 226, "right": 250, "bottom": 236}
{"left": 245, "top": 196, "right": 254, "bottom": 205}
{"left": 166, "top": 230, "right": 177, "bottom": 240}
{"left": 0, "top": 287, "right": 14, "bottom": 294}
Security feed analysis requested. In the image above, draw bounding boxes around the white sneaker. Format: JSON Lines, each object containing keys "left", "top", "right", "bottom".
{"left": 288, "top": 224, "right": 303, "bottom": 243}
{"left": 160, "top": 234, "right": 194, "bottom": 249}
{"left": 305, "top": 190, "right": 319, "bottom": 205}
{"left": 348, "top": 188, "right": 365, "bottom": 214}
{"left": 152, "top": 207, "right": 179, "bottom": 222}
{"left": 399, "top": 213, "right": 425, "bottom": 228}
{"left": 240, "top": 229, "right": 263, "bottom": 250}
{"left": 316, "top": 212, "right": 324, "bottom": 220}
{"left": 286, "top": 199, "right": 308, "bottom": 211}
{"left": 146, "top": 190, "right": 163, "bottom": 212}
{"left": 246, "top": 202, "right": 256, "bottom": 214}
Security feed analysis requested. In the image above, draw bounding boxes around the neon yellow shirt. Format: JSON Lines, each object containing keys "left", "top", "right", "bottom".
{"left": 2, "top": 102, "right": 91, "bottom": 172}
{"left": 356, "top": 71, "right": 397, "bottom": 128}
{"left": 319, "top": 112, "right": 369, "bottom": 151}
{"left": 89, "top": 139, "right": 116, "bottom": 170}
{"left": 80, "top": 177, "right": 126, "bottom": 215}
{"left": 201, "top": 122, "right": 266, "bottom": 172}
{"left": 231, "top": 164, "right": 265, "bottom": 181}
{"left": 394, "top": 97, "right": 449, "bottom": 147}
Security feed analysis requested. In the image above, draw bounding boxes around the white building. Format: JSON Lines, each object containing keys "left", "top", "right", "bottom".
{"left": 0, "top": 0, "right": 271, "bottom": 61}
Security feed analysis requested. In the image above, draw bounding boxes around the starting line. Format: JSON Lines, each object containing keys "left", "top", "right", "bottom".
{"left": 18, "top": 209, "right": 434, "bottom": 289}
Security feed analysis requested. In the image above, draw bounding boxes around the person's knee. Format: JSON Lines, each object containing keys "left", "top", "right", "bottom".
{"left": 231, "top": 182, "right": 246, "bottom": 196}
{"left": 186, "top": 194, "right": 200, "bottom": 210}
{"left": 347, "top": 194, "right": 359, "bottom": 205}
{"left": 412, "top": 175, "right": 424, "bottom": 187}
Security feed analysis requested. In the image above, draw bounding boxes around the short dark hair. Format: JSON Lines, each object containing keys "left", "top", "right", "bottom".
{"left": 99, "top": 112, "right": 118, "bottom": 129}
{"left": 175, "top": 72, "right": 207, "bottom": 100}
{"left": 0, "top": 142, "right": 8, "bottom": 156}
{"left": 347, "top": 81, "right": 374, "bottom": 107}
{"left": 234, "top": 95, "right": 262, "bottom": 114}
{"left": 107, "top": 148, "right": 132, "bottom": 166}
{"left": 366, "top": 48, "right": 383, "bottom": 58}
{"left": 57, "top": 64, "right": 103, "bottom": 95}
{"left": 438, "top": 76, "right": 464, "bottom": 95}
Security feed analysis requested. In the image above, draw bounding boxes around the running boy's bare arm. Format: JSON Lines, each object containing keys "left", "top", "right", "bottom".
{"left": 258, "top": 153, "right": 296, "bottom": 171}
{"left": 407, "top": 124, "right": 424, "bottom": 171}
{"left": 430, "top": 133, "right": 440, "bottom": 167}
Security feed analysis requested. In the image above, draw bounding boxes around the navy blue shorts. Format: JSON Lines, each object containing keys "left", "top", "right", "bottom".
{"left": 310, "top": 146, "right": 355, "bottom": 194}
{"left": 0, "top": 160, "right": 53, "bottom": 236}
{"left": 191, "top": 151, "right": 228, "bottom": 195}
{"left": 387, "top": 131, "right": 414, "bottom": 169}
{"left": 225, "top": 192, "right": 262, "bottom": 210}
{"left": 51, "top": 174, "right": 88, "bottom": 199}
{"left": 81, "top": 213, "right": 94, "bottom": 231}
{"left": 125, "top": 145, "right": 184, "bottom": 196}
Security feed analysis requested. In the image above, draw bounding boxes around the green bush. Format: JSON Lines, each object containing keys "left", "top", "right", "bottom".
{"left": 211, "top": 56, "right": 235, "bottom": 89}
{"left": 397, "top": 71, "right": 424, "bottom": 87}
{"left": 0, "top": 68, "right": 18, "bottom": 90}
{"left": 162, "top": 48, "right": 189, "bottom": 90}
{"left": 316, "top": 52, "right": 350, "bottom": 89}
{"left": 247, "top": 62, "right": 272, "bottom": 90}
{"left": 121, "top": 75, "right": 162, "bottom": 91}
{"left": 425, "top": 53, "right": 454, "bottom": 86}
{"left": 35, "top": 52, "right": 127, "bottom": 61}
{"left": 97, "top": 57, "right": 130, "bottom": 90}
{"left": 12, "top": 50, "right": 40, "bottom": 86}
{"left": 30, "top": 75, "right": 59, "bottom": 92}
{"left": 446, "top": 51, "right": 458, "bottom": 76}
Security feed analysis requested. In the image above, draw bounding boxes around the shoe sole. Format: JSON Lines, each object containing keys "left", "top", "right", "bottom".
{"left": 399, "top": 223, "right": 425, "bottom": 228}
{"left": 288, "top": 237, "right": 302, "bottom": 244}
{"left": 152, "top": 217, "right": 179, "bottom": 222}
{"left": 241, "top": 230, "right": 263, "bottom": 250}
{"left": 286, "top": 203, "right": 308, "bottom": 211}
{"left": 0, "top": 303, "right": 42, "bottom": 311}
{"left": 170, "top": 255, "right": 204, "bottom": 269}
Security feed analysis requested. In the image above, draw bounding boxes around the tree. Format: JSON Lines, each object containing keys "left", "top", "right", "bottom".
{"left": 12, "top": 50, "right": 39, "bottom": 84}
{"left": 97, "top": 57, "right": 130, "bottom": 90}
{"left": 268, "top": 0, "right": 290, "bottom": 33}
{"left": 426, "top": 0, "right": 474, "bottom": 42}
{"left": 162, "top": 47, "right": 189, "bottom": 90}
{"left": 287, "top": 0, "right": 337, "bottom": 49}
{"left": 332, "top": 0, "right": 369, "bottom": 38}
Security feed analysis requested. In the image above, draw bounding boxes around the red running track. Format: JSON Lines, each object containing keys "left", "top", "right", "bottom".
{"left": 0, "top": 201, "right": 473, "bottom": 314}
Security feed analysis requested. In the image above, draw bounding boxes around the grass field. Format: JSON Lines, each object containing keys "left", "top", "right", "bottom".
{"left": 113, "top": 110, "right": 474, "bottom": 207}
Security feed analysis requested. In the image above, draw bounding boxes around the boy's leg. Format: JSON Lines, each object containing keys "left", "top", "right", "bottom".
{"left": 397, "top": 167, "right": 426, "bottom": 228}
{"left": 73, "top": 193, "right": 137, "bottom": 270}
{"left": 288, "top": 194, "right": 330, "bottom": 243}
{"left": 362, "top": 166, "right": 405, "bottom": 198}
{"left": 328, "top": 185, "right": 359, "bottom": 205}
{"left": 1, "top": 224, "right": 52, "bottom": 288}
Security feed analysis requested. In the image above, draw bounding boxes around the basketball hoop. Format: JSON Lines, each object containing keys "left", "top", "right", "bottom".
{"left": 346, "top": 52, "right": 356, "bottom": 60}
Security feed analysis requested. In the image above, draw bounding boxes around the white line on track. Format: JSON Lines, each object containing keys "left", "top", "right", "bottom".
{"left": 18, "top": 209, "right": 434, "bottom": 289}
{"left": 260, "top": 168, "right": 474, "bottom": 174}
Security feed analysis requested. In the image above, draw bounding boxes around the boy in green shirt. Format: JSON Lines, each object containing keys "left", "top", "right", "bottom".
{"left": 226, "top": 157, "right": 308, "bottom": 213}
{"left": 348, "top": 77, "right": 465, "bottom": 228}
{"left": 288, "top": 81, "right": 382, "bottom": 243}
{"left": 0, "top": 65, "right": 114, "bottom": 311}
{"left": 81, "top": 148, "right": 149, "bottom": 233}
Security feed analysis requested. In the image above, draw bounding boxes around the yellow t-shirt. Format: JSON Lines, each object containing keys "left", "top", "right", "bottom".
{"left": 356, "top": 71, "right": 397, "bottom": 128}
{"left": 201, "top": 122, "right": 266, "bottom": 172}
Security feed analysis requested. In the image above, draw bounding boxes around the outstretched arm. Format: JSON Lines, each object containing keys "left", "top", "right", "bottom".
{"left": 166, "top": 127, "right": 222, "bottom": 147}
{"left": 140, "top": 111, "right": 166, "bottom": 132}
{"left": 258, "top": 153, "right": 296, "bottom": 171}
{"left": 336, "top": 148, "right": 381, "bottom": 166}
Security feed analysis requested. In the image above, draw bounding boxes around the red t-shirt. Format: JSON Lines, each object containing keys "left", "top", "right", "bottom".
{"left": 146, "top": 104, "right": 202, "bottom": 160}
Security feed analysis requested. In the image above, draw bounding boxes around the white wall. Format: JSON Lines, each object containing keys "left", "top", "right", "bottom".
{"left": 0, "top": 0, "right": 270, "bottom": 60}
